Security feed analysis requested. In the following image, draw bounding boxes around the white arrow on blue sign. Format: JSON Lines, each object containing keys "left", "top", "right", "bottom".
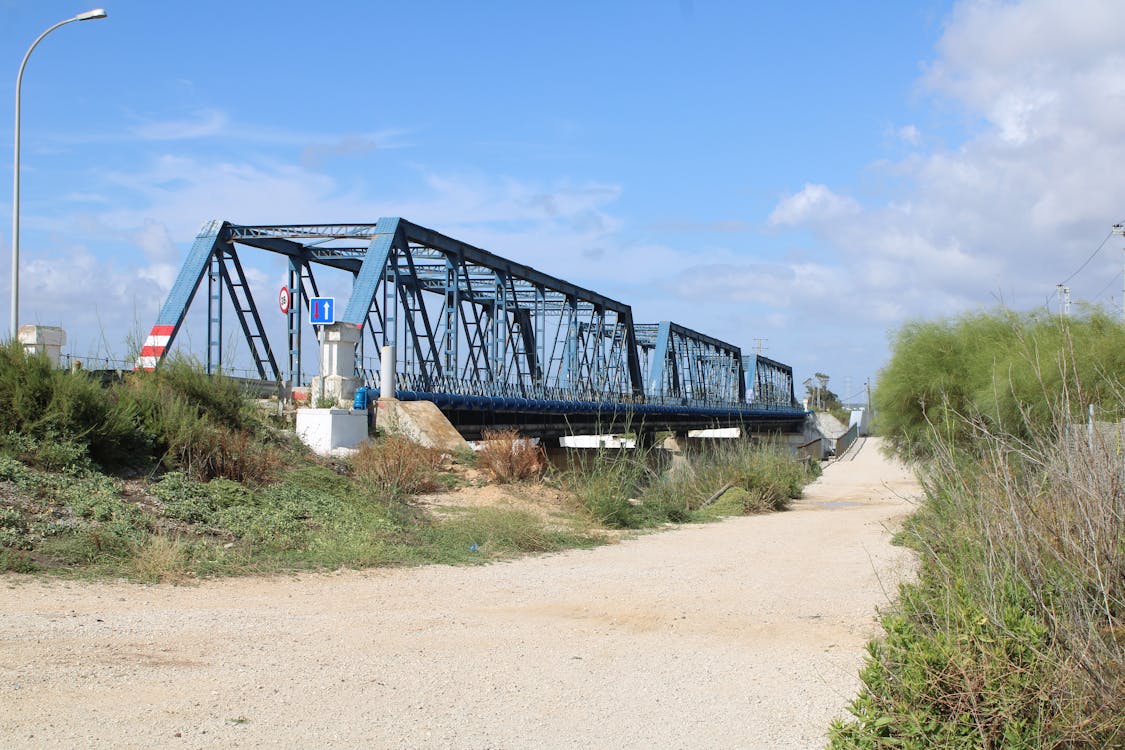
{"left": 309, "top": 297, "right": 335, "bottom": 325}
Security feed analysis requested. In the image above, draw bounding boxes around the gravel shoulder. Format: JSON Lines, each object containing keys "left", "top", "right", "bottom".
{"left": 0, "top": 437, "right": 919, "bottom": 749}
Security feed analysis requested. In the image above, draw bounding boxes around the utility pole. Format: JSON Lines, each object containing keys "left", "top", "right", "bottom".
{"left": 1113, "top": 223, "right": 1125, "bottom": 322}
{"left": 751, "top": 337, "right": 768, "bottom": 355}
{"left": 1055, "top": 283, "right": 1070, "bottom": 317}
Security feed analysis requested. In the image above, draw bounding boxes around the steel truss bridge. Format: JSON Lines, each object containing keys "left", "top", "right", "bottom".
{"left": 142, "top": 218, "right": 806, "bottom": 438}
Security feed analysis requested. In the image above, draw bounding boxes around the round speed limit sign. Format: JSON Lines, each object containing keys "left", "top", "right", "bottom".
{"left": 279, "top": 286, "right": 291, "bottom": 315}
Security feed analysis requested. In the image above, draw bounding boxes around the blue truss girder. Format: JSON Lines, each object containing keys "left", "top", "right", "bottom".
{"left": 144, "top": 217, "right": 804, "bottom": 419}
{"left": 745, "top": 354, "right": 797, "bottom": 409}
{"left": 331, "top": 218, "right": 644, "bottom": 401}
{"left": 635, "top": 320, "right": 746, "bottom": 406}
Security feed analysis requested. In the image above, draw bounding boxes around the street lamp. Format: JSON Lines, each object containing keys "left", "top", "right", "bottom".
{"left": 11, "top": 8, "right": 107, "bottom": 340}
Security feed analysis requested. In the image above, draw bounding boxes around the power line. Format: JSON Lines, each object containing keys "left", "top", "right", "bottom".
{"left": 1093, "top": 268, "right": 1124, "bottom": 300}
{"left": 1061, "top": 229, "right": 1113, "bottom": 284}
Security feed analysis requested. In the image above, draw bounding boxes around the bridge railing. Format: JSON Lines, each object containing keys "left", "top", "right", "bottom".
{"left": 377, "top": 370, "right": 804, "bottom": 413}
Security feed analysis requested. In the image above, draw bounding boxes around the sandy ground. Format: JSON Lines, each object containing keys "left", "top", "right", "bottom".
{"left": 0, "top": 437, "right": 919, "bottom": 749}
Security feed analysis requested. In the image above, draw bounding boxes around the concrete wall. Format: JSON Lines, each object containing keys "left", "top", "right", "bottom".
{"left": 849, "top": 408, "right": 872, "bottom": 436}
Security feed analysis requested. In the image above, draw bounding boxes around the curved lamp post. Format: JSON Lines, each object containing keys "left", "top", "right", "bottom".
{"left": 11, "top": 8, "right": 107, "bottom": 340}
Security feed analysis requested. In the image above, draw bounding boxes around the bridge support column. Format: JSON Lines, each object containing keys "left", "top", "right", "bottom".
{"left": 660, "top": 431, "right": 693, "bottom": 475}
{"left": 311, "top": 323, "right": 361, "bottom": 407}
{"left": 379, "top": 344, "right": 395, "bottom": 398}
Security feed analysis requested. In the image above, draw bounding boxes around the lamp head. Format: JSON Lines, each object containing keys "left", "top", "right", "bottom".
{"left": 75, "top": 8, "right": 107, "bottom": 21}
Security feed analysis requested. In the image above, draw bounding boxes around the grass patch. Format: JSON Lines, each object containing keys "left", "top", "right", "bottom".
{"left": 415, "top": 506, "right": 600, "bottom": 564}
{"left": 563, "top": 440, "right": 817, "bottom": 528}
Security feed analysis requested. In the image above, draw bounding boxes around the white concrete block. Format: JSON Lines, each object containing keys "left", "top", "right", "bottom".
{"left": 558, "top": 434, "right": 636, "bottom": 449}
{"left": 18, "top": 325, "right": 66, "bottom": 366}
{"left": 687, "top": 427, "right": 741, "bottom": 439}
{"left": 295, "top": 408, "right": 369, "bottom": 456}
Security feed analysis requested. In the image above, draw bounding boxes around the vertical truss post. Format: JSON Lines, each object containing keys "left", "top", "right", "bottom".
{"left": 287, "top": 259, "right": 301, "bottom": 388}
{"left": 563, "top": 296, "right": 578, "bottom": 392}
{"left": 382, "top": 247, "right": 398, "bottom": 357}
{"left": 443, "top": 254, "right": 459, "bottom": 379}
{"left": 490, "top": 269, "right": 507, "bottom": 381}
{"left": 648, "top": 321, "right": 672, "bottom": 398}
{"left": 535, "top": 284, "right": 546, "bottom": 387}
{"left": 355, "top": 272, "right": 364, "bottom": 384}
{"left": 207, "top": 253, "right": 223, "bottom": 375}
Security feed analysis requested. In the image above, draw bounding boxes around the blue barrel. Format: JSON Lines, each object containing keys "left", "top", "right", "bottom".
{"left": 353, "top": 386, "right": 370, "bottom": 410}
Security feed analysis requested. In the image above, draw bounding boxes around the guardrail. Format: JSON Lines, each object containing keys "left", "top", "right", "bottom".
{"left": 835, "top": 423, "right": 859, "bottom": 456}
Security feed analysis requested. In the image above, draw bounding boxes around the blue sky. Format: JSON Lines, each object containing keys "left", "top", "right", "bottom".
{"left": 4, "top": 0, "right": 1125, "bottom": 403}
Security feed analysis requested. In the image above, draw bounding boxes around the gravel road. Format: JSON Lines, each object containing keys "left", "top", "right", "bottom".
{"left": 0, "top": 437, "right": 919, "bottom": 749}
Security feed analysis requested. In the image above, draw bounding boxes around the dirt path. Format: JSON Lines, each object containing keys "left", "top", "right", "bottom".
{"left": 0, "top": 437, "right": 919, "bottom": 749}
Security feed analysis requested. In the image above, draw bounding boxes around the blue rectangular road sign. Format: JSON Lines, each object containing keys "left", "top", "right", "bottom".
{"left": 309, "top": 297, "right": 335, "bottom": 325}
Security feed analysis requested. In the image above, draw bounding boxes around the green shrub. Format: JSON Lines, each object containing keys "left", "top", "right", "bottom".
{"left": 115, "top": 365, "right": 275, "bottom": 481}
{"left": 831, "top": 393, "right": 1125, "bottom": 747}
{"left": 875, "top": 308, "right": 1125, "bottom": 459}
{"left": 281, "top": 465, "right": 352, "bottom": 498}
{"left": 152, "top": 472, "right": 220, "bottom": 524}
{"left": 123, "top": 358, "right": 251, "bottom": 431}
{"left": 0, "top": 548, "right": 37, "bottom": 573}
{"left": 0, "top": 432, "right": 90, "bottom": 472}
{"left": 726, "top": 445, "right": 809, "bottom": 510}
{"left": 564, "top": 441, "right": 814, "bottom": 528}
{"left": 40, "top": 517, "right": 143, "bottom": 566}
{"left": 0, "top": 344, "right": 271, "bottom": 477}
{"left": 564, "top": 449, "right": 649, "bottom": 528}
{"left": 0, "top": 507, "right": 31, "bottom": 549}
{"left": 0, "top": 341, "right": 145, "bottom": 468}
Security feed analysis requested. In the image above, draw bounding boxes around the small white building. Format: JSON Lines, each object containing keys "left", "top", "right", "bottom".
{"left": 18, "top": 325, "right": 66, "bottom": 366}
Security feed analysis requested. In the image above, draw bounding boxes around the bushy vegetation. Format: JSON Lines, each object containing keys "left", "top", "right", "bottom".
{"left": 564, "top": 440, "right": 816, "bottom": 528}
{"left": 0, "top": 343, "right": 816, "bottom": 581}
{"left": 831, "top": 311, "right": 1125, "bottom": 748}
{"left": 0, "top": 434, "right": 598, "bottom": 579}
{"left": 0, "top": 342, "right": 279, "bottom": 478}
{"left": 875, "top": 308, "right": 1125, "bottom": 459}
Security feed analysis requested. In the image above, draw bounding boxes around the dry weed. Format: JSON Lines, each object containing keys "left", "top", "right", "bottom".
{"left": 475, "top": 430, "right": 545, "bottom": 483}
{"left": 354, "top": 435, "right": 441, "bottom": 497}
{"left": 131, "top": 534, "right": 189, "bottom": 583}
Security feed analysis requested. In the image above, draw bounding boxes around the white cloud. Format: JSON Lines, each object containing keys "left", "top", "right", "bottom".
{"left": 767, "top": 184, "right": 861, "bottom": 227}
{"left": 766, "top": 0, "right": 1125, "bottom": 337}
{"left": 132, "top": 109, "right": 229, "bottom": 140}
{"left": 897, "top": 124, "right": 922, "bottom": 145}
